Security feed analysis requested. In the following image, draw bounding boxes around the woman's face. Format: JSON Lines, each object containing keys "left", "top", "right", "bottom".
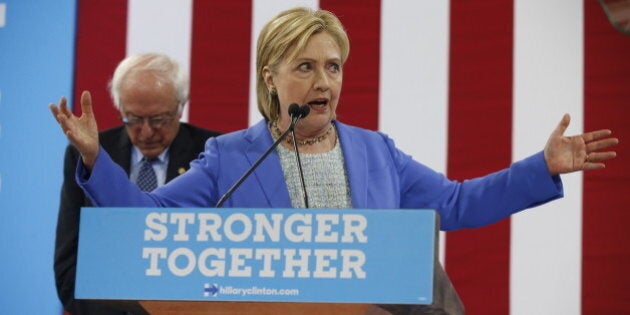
{"left": 265, "top": 32, "right": 343, "bottom": 134}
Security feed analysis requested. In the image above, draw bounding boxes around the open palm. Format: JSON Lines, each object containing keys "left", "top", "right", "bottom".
{"left": 50, "top": 91, "right": 100, "bottom": 168}
{"left": 544, "top": 114, "right": 618, "bottom": 175}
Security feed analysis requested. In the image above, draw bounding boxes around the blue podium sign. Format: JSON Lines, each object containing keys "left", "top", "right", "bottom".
{"left": 76, "top": 208, "right": 437, "bottom": 305}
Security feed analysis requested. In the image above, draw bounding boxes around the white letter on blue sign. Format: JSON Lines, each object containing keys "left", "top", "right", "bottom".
{"left": 144, "top": 212, "right": 167, "bottom": 241}
{"left": 282, "top": 249, "right": 312, "bottom": 278}
{"left": 196, "top": 213, "right": 222, "bottom": 241}
{"left": 285, "top": 214, "right": 312, "bottom": 242}
{"left": 340, "top": 249, "right": 366, "bottom": 279}
{"left": 198, "top": 248, "right": 226, "bottom": 276}
{"left": 168, "top": 248, "right": 196, "bottom": 276}
{"left": 313, "top": 249, "right": 338, "bottom": 278}
{"left": 341, "top": 214, "right": 368, "bottom": 243}
{"left": 224, "top": 213, "right": 253, "bottom": 242}
{"left": 255, "top": 248, "right": 281, "bottom": 277}
{"left": 253, "top": 213, "right": 283, "bottom": 242}
{"left": 170, "top": 213, "right": 195, "bottom": 241}
{"left": 143, "top": 247, "right": 167, "bottom": 276}
{"left": 228, "top": 248, "right": 253, "bottom": 277}
{"left": 315, "top": 214, "right": 339, "bottom": 242}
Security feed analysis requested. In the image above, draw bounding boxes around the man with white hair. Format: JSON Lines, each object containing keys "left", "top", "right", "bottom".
{"left": 53, "top": 53, "right": 221, "bottom": 315}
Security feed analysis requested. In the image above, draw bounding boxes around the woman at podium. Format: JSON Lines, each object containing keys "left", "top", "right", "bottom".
{"left": 49, "top": 7, "right": 618, "bottom": 231}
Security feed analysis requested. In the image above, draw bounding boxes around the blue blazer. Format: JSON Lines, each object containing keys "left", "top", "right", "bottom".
{"left": 79, "top": 120, "right": 563, "bottom": 231}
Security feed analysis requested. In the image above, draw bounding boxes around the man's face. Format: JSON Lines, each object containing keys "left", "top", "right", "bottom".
{"left": 119, "top": 71, "right": 181, "bottom": 159}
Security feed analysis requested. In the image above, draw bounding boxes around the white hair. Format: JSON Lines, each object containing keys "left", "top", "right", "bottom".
{"left": 109, "top": 53, "right": 189, "bottom": 113}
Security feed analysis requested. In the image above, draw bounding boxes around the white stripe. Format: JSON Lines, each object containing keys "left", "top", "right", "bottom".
{"left": 249, "top": 0, "right": 319, "bottom": 126}
{"left": 0, "top": 3, "right": 6, "bottom": 28}
{"left": 126, "top": 0, "right": 193, "bottom": 122}
{"left": 379, "top": 1, "right": 450, "bottom": 265}
{"left": 511, "top": 1, "right": 583, "bottom": 314}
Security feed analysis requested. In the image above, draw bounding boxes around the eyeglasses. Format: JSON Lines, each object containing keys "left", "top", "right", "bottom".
{"left": 122, "top": 112, "right": 177, "bottom": 130}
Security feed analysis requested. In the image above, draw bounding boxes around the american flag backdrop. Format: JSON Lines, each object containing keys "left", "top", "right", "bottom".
{"left": 71, "top": 1, "right": 629, "bottom": 314}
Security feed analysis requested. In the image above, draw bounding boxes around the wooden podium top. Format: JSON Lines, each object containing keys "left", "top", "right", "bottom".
{"left": 140, "top": 301, "right": 389, "bottom": 315}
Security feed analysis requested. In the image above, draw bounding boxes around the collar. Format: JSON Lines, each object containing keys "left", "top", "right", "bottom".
{"left": 131, "top": 146, "right": 169, "bottom": 165}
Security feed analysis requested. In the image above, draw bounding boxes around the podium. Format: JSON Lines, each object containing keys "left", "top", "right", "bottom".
{"left": 76, "top": 208, "right": 464, "bottom": 315}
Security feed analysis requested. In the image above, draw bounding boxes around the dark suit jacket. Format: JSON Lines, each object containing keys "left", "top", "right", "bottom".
{"left": 53, "top": 123, "right": 220, "bottom": 315}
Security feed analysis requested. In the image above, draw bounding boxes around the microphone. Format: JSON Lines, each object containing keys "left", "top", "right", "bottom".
{"left": 298, "top": 104, "right": 310, "bottom": 118}
{"left": 215, "top": 104, "right": 306, "bottom": 208}
{"left": 291, "top": 105, "right": 310, "bottom": 208}
{"left": 288, "top": 103, "right": 309, "bottom": 125}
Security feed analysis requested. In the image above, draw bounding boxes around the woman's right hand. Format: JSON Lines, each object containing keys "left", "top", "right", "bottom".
{"left": 50, "top": 90, "right": 99, "bottom": 169}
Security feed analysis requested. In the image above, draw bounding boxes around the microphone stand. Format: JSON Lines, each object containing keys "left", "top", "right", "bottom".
{"left": 291, "top": 129, "right": 310, "bottom": 208}
{"left": 215, "top": 111, "right": 303, "bottom": 208}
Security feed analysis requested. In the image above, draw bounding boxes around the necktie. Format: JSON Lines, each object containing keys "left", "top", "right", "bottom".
{"left": 136, "top": 158, "right": 157, "bottom": 192}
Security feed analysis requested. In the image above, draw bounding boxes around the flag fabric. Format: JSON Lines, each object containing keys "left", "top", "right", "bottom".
{"left": 72, "top": 1, "right": 629, "bottom": 314}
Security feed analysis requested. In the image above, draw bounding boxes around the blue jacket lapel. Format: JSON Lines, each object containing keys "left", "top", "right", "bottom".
{"left": 336, "top": 121, "right": 368, "bottom": 208}
{"left": 244, "top": 121, "right": 292, "bottom": 207}
{"left": 241, "top": 120, "right": 368, "bottom": 209}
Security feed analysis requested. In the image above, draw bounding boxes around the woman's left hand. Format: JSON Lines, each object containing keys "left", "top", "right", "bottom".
{"left": 544, "top": 114, "right": 619, "bottom": 175}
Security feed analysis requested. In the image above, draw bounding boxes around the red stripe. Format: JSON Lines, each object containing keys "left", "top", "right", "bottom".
{"left": 319, "top": 0, "right": 381, "bottom": 131}
{"left": 445, "top": 1, "right": 513, "bottom": 314}
{"left": 583, "top": 1, "right": 630, "bottom": 313}
{"left": 189, "top": 1, "right": 252, "bottom": 132}
{"left": 73, "top": 0, "right": 127, "bottom": 130}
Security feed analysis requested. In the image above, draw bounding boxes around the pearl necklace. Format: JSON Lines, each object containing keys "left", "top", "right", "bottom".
{"left": 270, "top": 121, "right": 334, "bottom": 146}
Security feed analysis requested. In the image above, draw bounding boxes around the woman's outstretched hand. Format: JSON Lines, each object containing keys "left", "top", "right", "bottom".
{"left": 544, "top": 114, "right": 619, "bottom": 175}
{"left": 50, "top": 91, "right": 99, "bottom": 169}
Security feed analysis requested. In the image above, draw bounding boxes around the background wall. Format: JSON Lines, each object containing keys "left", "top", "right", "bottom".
{"left": 0, "top": 0, "right": 75, "bottom": 314}
{"left": 0, "top": 0, "right": 628, "bottom": 314}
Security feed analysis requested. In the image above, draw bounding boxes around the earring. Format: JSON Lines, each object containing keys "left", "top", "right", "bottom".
{"left": 269, "top": 88, "right": 277, "bottom": 96}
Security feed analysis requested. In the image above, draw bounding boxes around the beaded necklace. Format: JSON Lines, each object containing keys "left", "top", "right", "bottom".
{"left": 269, "top": 120, "right": 334, "bottom": 146}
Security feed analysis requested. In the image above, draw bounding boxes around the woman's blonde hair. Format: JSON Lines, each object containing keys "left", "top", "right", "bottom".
{"left": 256, "top": 7, "right": 350, "bottom": 121}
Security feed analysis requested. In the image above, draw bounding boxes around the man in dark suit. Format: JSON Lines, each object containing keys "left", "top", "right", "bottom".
{"left": 53, "top": 53, "right": 221, "bottom": 315}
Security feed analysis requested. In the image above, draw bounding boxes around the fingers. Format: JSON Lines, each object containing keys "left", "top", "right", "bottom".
{"left": 587, "top": 151, "right": 617, "bottom": 163}
{"left": 583, "top": 130, "right": 618, "bottom": 165}
{"left": 586, "top": 137, "right": 619, "bottom": 152}
{"left": 80, "top": 91, "right": 93, "bottom": 115}
{"left": 56, "top": 109, "right": 73, "bottom": 134}
{"left": 49, "top": 97, "right": 67, "bottom": 118}
{"left": 59, "top": 97, "right": 74, "bottom": 117}
{"left": 583, "top": 162, "right": 606, "bottom": 171}
{"left": 49, "top": 104, "right": 60, "bottom": 122}
{"left": 552, "top": 114, "right": 571, "bottom": 137}
{"left": 49, "top": 96, "right": 75, "bottom": 134}
{"left": 50, "top": 97, "right": 71, "bottom": 126}
{"left": 59, "top": 96, "right": 67, "bottom": 109}
{"left": 582, "top": 129, "right": 613, "bottom": 143}
{"left": 583, "top": 149, "right": 617, "bottom": 172}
